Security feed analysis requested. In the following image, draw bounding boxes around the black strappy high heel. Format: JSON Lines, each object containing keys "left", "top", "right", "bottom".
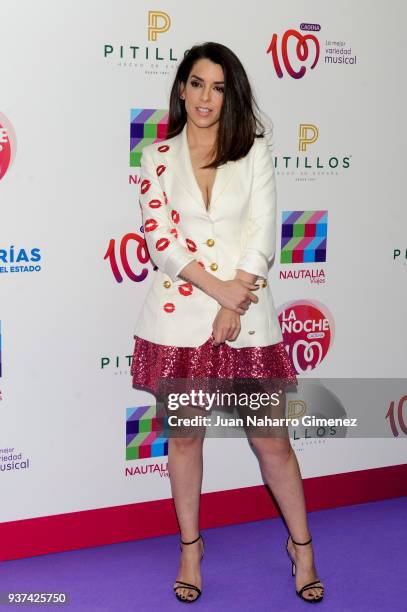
{"left": 173, "top": 534, "right": 205, "bottom": 603}
{"left": 286, "top": 535, "right": 324, "bottom": 603}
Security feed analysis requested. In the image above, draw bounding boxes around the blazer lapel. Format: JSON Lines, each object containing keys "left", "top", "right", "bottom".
{"left": 167, "top": 123, "right": 237, "bottom": 215}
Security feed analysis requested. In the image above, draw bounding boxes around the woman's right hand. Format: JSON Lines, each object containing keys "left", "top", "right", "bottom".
{"left": 213, "top": 279, "right": 259, "bottom": 314}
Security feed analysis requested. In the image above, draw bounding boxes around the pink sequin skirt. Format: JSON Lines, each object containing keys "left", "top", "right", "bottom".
{"left": 130, "top": 334, "right": 298, "bottom": 396}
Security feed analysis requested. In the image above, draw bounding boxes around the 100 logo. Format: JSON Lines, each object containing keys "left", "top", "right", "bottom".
{"left": 385, "top": 395, "right": 407, "bottom": 437}
{"left": 104, "top": 231, "right": 155, "bottom": 283}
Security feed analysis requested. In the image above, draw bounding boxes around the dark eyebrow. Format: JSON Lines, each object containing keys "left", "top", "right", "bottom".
{"left": 190, "top": 74, "right": 225, "bottom": 85}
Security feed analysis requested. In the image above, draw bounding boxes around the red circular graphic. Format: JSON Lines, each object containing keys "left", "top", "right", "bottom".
{"left": 171, "top": 210, "right": 180, "bottom": 224}
{"left": 157, "top": 145, "right": 170, "bottom": 152}
{"left": 186, "top": 238, "right": 197, "bottom": 252}
{"left": 148, "top": 199, "right": 162, "bottom": 209}
{"left": 140, "top": 179, "right": 151, "bottom": 194}
{"left": 164, "top": 302, "right": 175, "bottom": 313}
{"left": 266, "top": 30, "right": 320, "bottom": 80}
{"left": 178, "top": 283, "right": 193, "bottom": 296}
{"left": 156, "top": 164, "right": 166, "bottom": 176}
{"left": 144, "top": 219, "right": 158, "bottom": 232}
{"left": 277, "top": 300, "right": 334, "bottom": 374}
{"left": 156, "top": 238, "right": 170, "bottom": 251}
{"left": 0, "top": 114, "right": 16, "bottom": 181}
{"left": 170, "top": 228, "right": 178, "bottom": 238}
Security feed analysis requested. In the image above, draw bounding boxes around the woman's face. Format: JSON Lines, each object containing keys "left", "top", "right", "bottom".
{"left": 180, "top": 58, "right": 225, "bottom": 130}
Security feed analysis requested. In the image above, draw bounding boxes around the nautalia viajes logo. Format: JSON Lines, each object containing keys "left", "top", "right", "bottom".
{"left": 279, "top": 210, "right": 327, "bottom": 285}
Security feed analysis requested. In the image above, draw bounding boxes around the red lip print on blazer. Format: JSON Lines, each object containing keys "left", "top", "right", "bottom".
{"left": 134, "top": 123, "right": 283, "bottom": 349}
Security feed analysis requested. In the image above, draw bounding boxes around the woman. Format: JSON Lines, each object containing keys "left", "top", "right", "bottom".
{"left": 131, "top": 42, "right": 324, "bottom": 604}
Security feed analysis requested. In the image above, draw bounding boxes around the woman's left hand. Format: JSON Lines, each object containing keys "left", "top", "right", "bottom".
{"left": 212, "top": 307, "right": 241, "bottom": 346}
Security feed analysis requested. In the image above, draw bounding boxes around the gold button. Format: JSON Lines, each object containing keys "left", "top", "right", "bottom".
{"left": 209, "top": 262, "right": 218, "bottom": 271}
{"left": 261, "top": 279, "right": 268, "bottom": 288}
{"left": 163, "top": 280, "right": 171, "bottom": 288}
{"left": 248, "top": 330, "right": 256, "bottom": 335}
{"left": 206, "top": 238, "right": 215, "bottom": 247}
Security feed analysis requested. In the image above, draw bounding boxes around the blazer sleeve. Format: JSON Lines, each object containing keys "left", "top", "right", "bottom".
{"left": 235, "top": 138, "right": 277, "bottom": 279}
{"left": 139, "top": 147, "right": 197, "bottom": 281}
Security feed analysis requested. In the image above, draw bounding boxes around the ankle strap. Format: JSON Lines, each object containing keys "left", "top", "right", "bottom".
{"left": 291, "top": 535, "right": 312, "bottom": 546}
{"left": 180, "top": 534, "right": 201, "bottom": 545}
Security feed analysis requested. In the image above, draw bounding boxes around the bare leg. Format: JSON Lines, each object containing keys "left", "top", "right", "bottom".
{"left": 246, "top": 392, "right": 324, "bottom": 601}
{"left": 168, "top": 434, "right": 205, "bottom": 601}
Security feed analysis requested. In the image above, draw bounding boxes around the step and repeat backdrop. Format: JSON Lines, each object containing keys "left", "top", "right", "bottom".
{"left": 1, "top": 1, "right": 406, "bottom": 526}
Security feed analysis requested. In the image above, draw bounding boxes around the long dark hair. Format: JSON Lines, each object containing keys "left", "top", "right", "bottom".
{"left": 166, "top": 42, "right": 268, "bottom": 168}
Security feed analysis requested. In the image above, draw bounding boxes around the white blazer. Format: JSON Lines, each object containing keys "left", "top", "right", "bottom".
{"left": 133, "top": 122, "right": 283, "bottom": 349}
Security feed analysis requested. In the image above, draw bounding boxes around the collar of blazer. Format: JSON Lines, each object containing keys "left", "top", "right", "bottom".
{"left": 163, "top": 122, "right": 238, "bottom": 215}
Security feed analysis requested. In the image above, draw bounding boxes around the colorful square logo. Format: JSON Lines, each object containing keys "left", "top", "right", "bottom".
{"left": 281, "top": 211, "right": 328, "bottom": 263}
{"left": 130, "top": 108, "right": 169, "bottom": 167}
{"left": 126, "top": 405, "right": 169, "bottom": 460}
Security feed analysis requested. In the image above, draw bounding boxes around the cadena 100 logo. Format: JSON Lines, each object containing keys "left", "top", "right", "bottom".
{"left": 386, "top": 395, "right": 407, "bottom": 437}
{"left": 278, "top": 299, "right": 334, "bottom": 373}
{"left": 104, "top": 231, "right": 155, "bottom": 283}
{"left": 0, "top": 113, "right": 17, "bottom": 181}
{"left": 267, "top": 25, "right": 320, "bottom": 79}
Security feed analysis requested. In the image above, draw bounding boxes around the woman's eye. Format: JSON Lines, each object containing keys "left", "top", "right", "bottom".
{"left": 190, "top": 81, "right": 224, "bottom": 93}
